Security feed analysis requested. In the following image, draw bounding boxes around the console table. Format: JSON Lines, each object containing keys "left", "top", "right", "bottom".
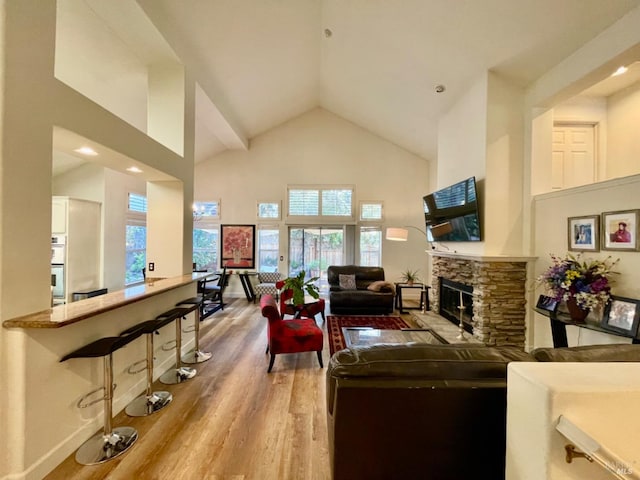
{"left": 535, "top": 308, "right": 640, "bottom": 347}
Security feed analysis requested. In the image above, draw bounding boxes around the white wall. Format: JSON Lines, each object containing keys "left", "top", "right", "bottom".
{"left": 437, "top": 72, "right": 526, "bottom": 256}
{"left": 607, "top": 81, "right": 640, "bottom": 179}
{"left": 531, "top": 175, "right": 640, "bottom": 348}
{"left": 195, "top": 108, "right": 431, "bottom": 285}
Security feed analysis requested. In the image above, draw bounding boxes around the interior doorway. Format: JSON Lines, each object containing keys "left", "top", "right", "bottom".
{"left": 289, "top": 227, "right": 344, "bottom": 294}
{"left": 552, "top": 123, "right": 597, "bottom": 189}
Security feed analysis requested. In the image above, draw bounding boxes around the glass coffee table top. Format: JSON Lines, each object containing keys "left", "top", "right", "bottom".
{"left": 342, "top": 327, "right": 448, "bottom": 348}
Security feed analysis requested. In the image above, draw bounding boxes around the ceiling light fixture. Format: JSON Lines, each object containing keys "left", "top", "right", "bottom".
{"left": 611, "top": 66, "right": 628, "bottom": 77}
{"left": 324, "top": 28, "right": 332, "bottom": 38}
{"left": 74, "top": 146, "right": 98, "bottom": 156}
{"left": 435, "top": 85, "right": 446, "bottom": 93}
{"left": 126, "top": 166, "right": 142, "bottom": 173}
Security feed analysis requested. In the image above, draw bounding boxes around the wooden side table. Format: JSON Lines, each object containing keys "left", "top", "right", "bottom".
{"left": 394, "top": 283, "right": 430, "bottom": 313}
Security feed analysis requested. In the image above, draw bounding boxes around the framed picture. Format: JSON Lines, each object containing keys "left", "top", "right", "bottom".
{"left": 602, "top": 210, "right": 640, "bottom": 251}
{"left": 567, "top": 215, "right": 599, "bottom": 251}
{"left": 536, "top": 295, "right": 559, "bottom": 314}
{"left": 220, "top": 224, "right": 256, "bottom": 269}
{"left": 601, "top": 295, "right": 640, "bottom": 337}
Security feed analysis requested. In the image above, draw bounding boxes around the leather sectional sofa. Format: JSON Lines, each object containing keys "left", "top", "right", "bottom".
{"left": 327, "top": 265, "right": 395, "bottom": 315}
{"left": 326, "top": 342, "right": 640, "bottom": 480}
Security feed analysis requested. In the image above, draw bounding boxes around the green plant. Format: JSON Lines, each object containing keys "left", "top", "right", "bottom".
{"left": 281, "top": 271, "right": 320, "bottom": 306}
{"left": 400, "top": 269, "right": 420, "bottom": 284}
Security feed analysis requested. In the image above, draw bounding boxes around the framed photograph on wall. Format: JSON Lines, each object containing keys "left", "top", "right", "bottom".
{"left": 602, "top": 209, "right": 640, "bottom": 251}
{"left": 601, "top": 295, "right": 640, "bottom": 337}
{"left": 567, "top": 215, "right": 599, "bottom": 252}
{"left": 220, "top": 224, "right": 256, "bottom": 269}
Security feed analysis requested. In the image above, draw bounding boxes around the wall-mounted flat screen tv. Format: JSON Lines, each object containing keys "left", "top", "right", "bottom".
{"left": 423, "top": 176, "right": 481, "bottom": 242}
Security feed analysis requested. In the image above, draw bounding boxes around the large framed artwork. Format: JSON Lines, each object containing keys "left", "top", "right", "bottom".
{"left": 602, "top": 209, "right": 640, "bottom": 251}
{"left": 220, "top": 224, "right": 256, "bottom": 268}
{"left": 567, "top": 215, "right": 599, "bottom": 252}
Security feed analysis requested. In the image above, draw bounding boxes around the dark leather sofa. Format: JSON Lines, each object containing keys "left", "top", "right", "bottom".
{"left": 327, "top": 265, "right": 394, "bottom": 315}
{"left": 326, "top": 342, "right": 640, "bottom": 480}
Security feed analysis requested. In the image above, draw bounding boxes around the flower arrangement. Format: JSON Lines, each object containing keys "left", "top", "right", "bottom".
{"left": 537, "top": 253, "right": 619, "bottom": 310}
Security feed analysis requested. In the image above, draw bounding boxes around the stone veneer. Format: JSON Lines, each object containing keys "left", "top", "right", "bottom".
{"left": 431, "top": 253, "right": 530, "bottom": 348}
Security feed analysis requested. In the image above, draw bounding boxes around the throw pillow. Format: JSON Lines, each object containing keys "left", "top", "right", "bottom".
{"left": 339, "top": 274, "right": 357, "bottom": 290}
{"left": 367, "top": 280, "right": 396, "bottom": 294}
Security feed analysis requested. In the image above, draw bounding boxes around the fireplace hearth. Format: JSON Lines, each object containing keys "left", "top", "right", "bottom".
{"left": 439, "top": 278, "right": 473, "bottom": 334}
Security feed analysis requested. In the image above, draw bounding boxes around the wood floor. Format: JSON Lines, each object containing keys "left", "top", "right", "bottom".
{"left": 45, "top": 297, "right": 341, "bottom": 480}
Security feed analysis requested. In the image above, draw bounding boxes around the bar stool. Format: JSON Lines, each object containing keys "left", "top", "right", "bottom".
{"left": 156, "top": 307, "right": 197, "bottom": 384}
{"left": 60, "top": 331, "right": 143, "bottom": 465}
{"left": 120, "top": 318, "right": 174, "bottom": 417}
{"left": 175, "top": 297, "right": 212, "bottom": 364}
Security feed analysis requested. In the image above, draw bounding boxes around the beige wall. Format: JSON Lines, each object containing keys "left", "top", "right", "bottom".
{"left": 195, "top": 108, "right": 432, "bottom": 285}
{"left": 437, "top": 72, "right": 526, "bottom": 256}
{"left": 608, "top": 82, "right": 640, "bottom": 179}
{"left": 531, "top": 175, "right": 640, "bottom": 348}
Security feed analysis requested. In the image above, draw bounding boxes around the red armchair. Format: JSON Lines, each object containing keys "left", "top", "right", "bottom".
{"left": 275, "top": 280, "right": 326, "bottom": 323}
{"left": 260, "top": 295, "right": 324, "bottom": 373}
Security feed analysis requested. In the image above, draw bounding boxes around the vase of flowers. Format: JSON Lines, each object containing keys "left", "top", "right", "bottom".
{"left": 537, "top": 253, "right": 618, "bottom": 322}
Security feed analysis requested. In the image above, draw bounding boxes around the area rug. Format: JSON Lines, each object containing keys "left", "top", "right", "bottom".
{"left": 327, "top": 315, "right": 410, "bottom": 355}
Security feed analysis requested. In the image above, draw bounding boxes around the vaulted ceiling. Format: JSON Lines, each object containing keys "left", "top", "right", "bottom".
{"left": 138, "top": 0, "right": 640, "bottom": 163}
{"left": 53, "top": 0, "right": 640, "bottom": 175}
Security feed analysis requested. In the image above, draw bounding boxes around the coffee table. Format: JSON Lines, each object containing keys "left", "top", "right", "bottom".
{"left": 342, "top": 327, "right": 448, "bottom": 348}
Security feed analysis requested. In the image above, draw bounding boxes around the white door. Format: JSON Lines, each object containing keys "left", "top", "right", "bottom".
{"left": 552, "top": 125, "right": 596, "bottom": 189}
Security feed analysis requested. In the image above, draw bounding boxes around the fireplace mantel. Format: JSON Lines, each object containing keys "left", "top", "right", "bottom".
{"left": 429, "top": 251, "right": 536, "bottom": 263}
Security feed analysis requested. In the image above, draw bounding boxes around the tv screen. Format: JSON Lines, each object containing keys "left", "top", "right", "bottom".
{"left": 423, "top": 177, "right": 481, "bottom": 242}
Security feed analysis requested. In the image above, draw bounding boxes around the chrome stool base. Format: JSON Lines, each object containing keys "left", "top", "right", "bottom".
{"left": 159, "top": 366, "right": 196, "bottom": 385}
{"left": 75, "top": 426, "right": 138, "bottom": 465}
{"left": 181, "top": 349, "right": 212, "bottom": 364}
{"left": 125, "top": 391, "right": 172, "bottom": 417}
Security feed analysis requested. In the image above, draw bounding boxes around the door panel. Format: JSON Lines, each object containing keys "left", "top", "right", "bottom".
{"left": 289, "top": 227, "right": 343, "bottom": 294}
{"left": 552, "top": 125, "right": 596, "bottom": 189}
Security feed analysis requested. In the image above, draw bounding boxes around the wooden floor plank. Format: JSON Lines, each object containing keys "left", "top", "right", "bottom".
{"left": 44, "top": 298, "right": 333, "bottom": 480}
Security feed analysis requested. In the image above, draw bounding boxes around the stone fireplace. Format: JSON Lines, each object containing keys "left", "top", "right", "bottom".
{"left": 430, "top": 252, "right": 531, "bottom": 348}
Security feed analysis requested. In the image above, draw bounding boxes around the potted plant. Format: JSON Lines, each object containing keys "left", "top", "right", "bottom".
{"left": 537, "top": 253, "right": 618, "bottom": 321}
{"left": 400, "top": 269, "right": 420, "bottom": 285}
{"left": 281, "top": 270, "right": 320, "bottom": 306}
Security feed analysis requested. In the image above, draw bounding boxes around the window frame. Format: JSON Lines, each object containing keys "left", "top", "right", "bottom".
{"left": 286, "top": 184, "right": 355, "bottom": 224}
{"left": 359, "top": 201, "right": 384, "bottom": 222}
{"left": 257, "top": 201, "right": 281, "bottom": 220}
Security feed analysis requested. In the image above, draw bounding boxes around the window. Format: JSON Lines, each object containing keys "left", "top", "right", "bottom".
{"left": 360, "top": 201, "right": 384, "bottom": 221}
{"left": 257, "top": 201, "right": 281, "bottom": 220}
{"left": 257, "top": 226, "right": 279, "bottom": 272}
{"left": 193, "top": 200, "right": 220, "bottom": 220}
{"left": 193, "top": 200, "right": 220, "bottom": 270}
{"left": 359, "top": 226, "right": 382, "bottom": 267}
{"left": 126, "top": 192, "right": 147, "bottom": 285}
{"left": 193, "top": 226, "right": 219, "bottom": 271}
{"left": 287, "top": 185, "right": 354, "bottom": 222}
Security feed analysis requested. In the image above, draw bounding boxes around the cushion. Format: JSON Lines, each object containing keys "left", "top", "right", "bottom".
{"left": 367, "top": 280, "right": 396, "bottom": 294}
{"left": 258, "top": 272, "right": 281, "bottom": 284}
{"left": 339, "top": 274, "right": 357, "bottom": 290}
{"left": 531, "top": 344, "right": 640, "bottom": 362}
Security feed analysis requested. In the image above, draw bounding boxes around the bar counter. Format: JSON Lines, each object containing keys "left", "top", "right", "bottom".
{"left": 2, "top": 272, "right": 210, "bottom": 329}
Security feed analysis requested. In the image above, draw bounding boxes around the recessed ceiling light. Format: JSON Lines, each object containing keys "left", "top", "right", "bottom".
{"left": 612, "top": 66, "right": 628, "bottom": 77}
{"left": 126, "top": 166, "right": 142, "bottom": 173}
{"left": 74, "top": 146, "right": 98, "bottom": 156}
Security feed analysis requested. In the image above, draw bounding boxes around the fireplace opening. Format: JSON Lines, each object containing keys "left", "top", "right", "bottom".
{"left": 439, "top": 278, "right": 473, "bottom": 334}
